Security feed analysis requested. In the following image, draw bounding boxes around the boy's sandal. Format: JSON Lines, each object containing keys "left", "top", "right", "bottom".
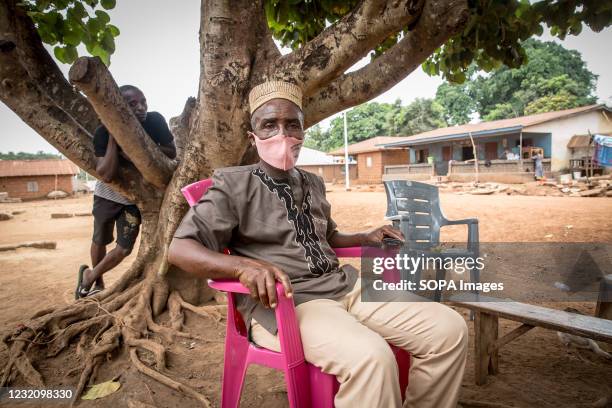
{"left": 88, "top": 288, "right": 102, "bottom": 296}
{"left": 75, "top": 264, "right": 91, "bottom": 300}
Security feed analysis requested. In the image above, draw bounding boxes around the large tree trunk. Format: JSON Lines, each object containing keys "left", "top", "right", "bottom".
{"left": 0, "top": 0, "right": 468, "bottom": 405}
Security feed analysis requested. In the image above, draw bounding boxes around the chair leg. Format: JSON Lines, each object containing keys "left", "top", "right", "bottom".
{"left": 434, "top": 267, "right": 446, "bottom": 302}
{"left": 469, "top": 266, "right": 480, "bottom": 320}
{"left": 284, "top": 362, "right": 312, "bottom": 408}
{"left": 221, "top": 339, "right": 250, "bottom": 408}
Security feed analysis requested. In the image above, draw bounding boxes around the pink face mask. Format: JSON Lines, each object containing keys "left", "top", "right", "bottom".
{"left": 250, "top": 131, "right": 303, "bottom": 171}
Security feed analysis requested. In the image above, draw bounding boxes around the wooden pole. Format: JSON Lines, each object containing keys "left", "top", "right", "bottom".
{"left": 518, "top": 130, "right": 523, "bottom": 172}
{"left": 468, "top": 132, "right": 479, "bottom": 184}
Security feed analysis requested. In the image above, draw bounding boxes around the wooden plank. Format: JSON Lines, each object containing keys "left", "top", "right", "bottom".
{"left": 488, "top": 324, "right": 534, "bottom": 354}
{"left": 448, "top": 293, "right": 612, "bottom": 343}
{"left": 475, "top": 312, "right": 498, "bottom": 385}
{"left": 595, "top": 275, "right": 612, "bottom": 321}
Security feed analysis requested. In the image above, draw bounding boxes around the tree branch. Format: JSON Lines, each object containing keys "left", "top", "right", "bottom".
{"left": 0, "top": 46, "right": 148, "bottom": 202}
{"left": 278, "top": 0, "right": 425, "bottom": 95}
{"left": 0, "top": 0, "right": 99, "bottom": 132}
{"left": 303, "top": 0, "right": 468, "bottom": 127}
{"left": 169, "top": 97, "right": 196, "bottom": 162}
{"left": 69, "top": 57, "right": 177, "bottom": 189}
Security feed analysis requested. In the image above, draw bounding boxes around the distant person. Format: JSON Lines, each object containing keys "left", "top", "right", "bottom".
{"left": 533, "top": 152, "right": 544, "bottom": 182}
{"left": 75, "top": 85, "right": 176, "bottom": 299}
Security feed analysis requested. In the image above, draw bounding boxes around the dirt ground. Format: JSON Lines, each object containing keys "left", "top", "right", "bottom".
{"left": 0, "top": 190, "right": 611, "bottom": 408}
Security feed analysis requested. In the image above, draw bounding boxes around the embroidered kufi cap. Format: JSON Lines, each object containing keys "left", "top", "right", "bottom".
{"left": 248, "top": 81, "right": 303, "bottom": 114}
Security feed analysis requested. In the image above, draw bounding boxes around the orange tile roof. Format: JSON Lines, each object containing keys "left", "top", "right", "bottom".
{"left": 0, "top": 160, "right": 80, "bottom": 177}
{"left": 328, "top": 136, "right": 408, "bottom": 155}
{"left": 382, "top": 104, "right": 609, "bottom": 147}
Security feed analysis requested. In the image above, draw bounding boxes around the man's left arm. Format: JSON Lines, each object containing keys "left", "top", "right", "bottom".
{"left": 315, "top": 176, "right": 403, "bottom": 248}
{"left": 328, "top": 226, "right": 404, "bottom": 248}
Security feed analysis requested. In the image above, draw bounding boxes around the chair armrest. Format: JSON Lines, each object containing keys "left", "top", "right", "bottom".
{"left": 443, "top": 218, "right": 478, "bottom": 226}
{"left": 385, "top": 214, "right": 409, "bottom": 221}
{"left": 209, "top": 279, "right": 307, "bottom": 368}
{"left": 208, "top": 279, "right": 251, "bottom": 294}
{"left": 333, "top": 247, "right": 361, "bottom": 258}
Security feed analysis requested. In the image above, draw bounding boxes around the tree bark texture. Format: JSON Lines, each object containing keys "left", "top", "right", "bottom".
{"left": 0, "top": 0, "right": 469, "bottom": 404}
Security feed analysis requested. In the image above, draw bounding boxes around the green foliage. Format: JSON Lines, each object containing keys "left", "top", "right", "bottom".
{"left": 424, "top": 0, "right": 611, "bottom": 83}
{"left": 264, "top": 0, "right": 610, "bottom": 83}
{"left": 434, "top": 39, "right": 597, "bottom": 122}
{"left": 264, "top": 0, "right": 359, "bottom": 50}
{"left": 322, "top": 102, "right": 393, "bottom": 151}
{"left": 305, "top": 98, "right": 447, "bottom": 152}
{"left": 0, "top": 151, "right": 63, "bottom": 160}
{"left": 303, "top": 124, "right": 326, "bottom": 150}
{"left": 435, "top": 82, "right": 474, "bottom": 125}
{"left": 20, "top": 0, "right": 119, "bottom": 65}
{"left": 524, "top": 91, "right": 580, "bottom": 115}
{"left": 386, "top": 98, "right": 447, "bottom": 136}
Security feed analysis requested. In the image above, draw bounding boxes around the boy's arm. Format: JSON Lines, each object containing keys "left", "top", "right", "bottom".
{"left": 159, "top": 142, "right": 176, "bottom": 159}
{"left": 150, "top": 112, "right": 177, "bottom": 159}
{"left": 95, "top": 135, "right": 120, "bottom": 183}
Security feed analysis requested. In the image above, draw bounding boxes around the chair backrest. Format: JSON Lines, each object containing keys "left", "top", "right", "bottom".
{"left": 383, "top": 180, "right": 443, "bottom": 248}
{"left": 181, "top": 178, "right": 214, "bottom": 207}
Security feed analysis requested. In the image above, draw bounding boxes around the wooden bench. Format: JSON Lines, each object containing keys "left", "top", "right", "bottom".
{"left": 448, "top": 293, "right": 612, "bottom": 385}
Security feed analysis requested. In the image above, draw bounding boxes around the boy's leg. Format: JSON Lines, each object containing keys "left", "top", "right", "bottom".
{"left": 82, "top": 204, "right": 141, "bottom": 290}
{"left": 90, "top": 242, "right": 106, "bottom": 289}
{"left": 251, "top": 298, "right": 402, "bottom": 408}
{"left": 84, "top": 196, "right": 119, "bottom": 292}
{"left": 345, "top": 281, "right": 468, "bottom": 408}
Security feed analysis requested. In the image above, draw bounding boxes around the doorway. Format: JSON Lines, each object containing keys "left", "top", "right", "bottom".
{"left": 485, "top": 142, "right": 498, "bottom": 160}
{"left": 442, "top": 146, "right": 453, "bottom": 161}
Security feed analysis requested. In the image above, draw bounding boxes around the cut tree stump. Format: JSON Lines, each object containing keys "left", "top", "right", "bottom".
{"left": 0, "top": 212, "right": 13, "bottom": 221}
{"left": 0, "top": 241, "right": 57, "bottom": 252}
{"left": 580, "top": 188, "right": 603, "bottom": 197}
{"left": 51, "top": 213, "right": 74, "bottom": 218}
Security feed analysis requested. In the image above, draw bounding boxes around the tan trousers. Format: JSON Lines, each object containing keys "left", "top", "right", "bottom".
{"left": 251, "top": 280, "right": 468, "bottom": 408}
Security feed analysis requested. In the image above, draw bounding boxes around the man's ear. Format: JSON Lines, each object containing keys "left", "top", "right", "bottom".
{"left": 247, "top": 131, "right": 256, "bottom": 146}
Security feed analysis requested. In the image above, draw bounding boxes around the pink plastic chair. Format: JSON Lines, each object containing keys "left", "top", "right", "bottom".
{"left": 181, "top": 179, "right": 411, "bottom": 407}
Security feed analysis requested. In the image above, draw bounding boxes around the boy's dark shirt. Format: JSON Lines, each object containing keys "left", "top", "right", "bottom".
{"left": 93, "top": 111, "right": 174, "bottom": 157}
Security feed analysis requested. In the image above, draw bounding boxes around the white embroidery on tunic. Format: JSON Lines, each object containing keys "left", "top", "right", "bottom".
{"left": 252, "top": 168, "right": 332, "bottom": 276}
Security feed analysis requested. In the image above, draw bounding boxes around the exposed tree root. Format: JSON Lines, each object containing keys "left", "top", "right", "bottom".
{"left": 0, "top": 249, "right": 227, "bottom": 406}
{"left": 172, "top": 291, "right": 226, "bottom": 324}
{"left": 74, "top": 326, "right": 121, "bottom": 402}
{"left": 130, "top": 348, "right": 211, "bottom": 408}
{"left": 13, "top": 347, "right": 44, "bottom": 387}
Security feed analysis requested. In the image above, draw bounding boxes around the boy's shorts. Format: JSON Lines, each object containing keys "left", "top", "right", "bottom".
{"left": 92, "top": 195, "right": 141, "bottom": 250}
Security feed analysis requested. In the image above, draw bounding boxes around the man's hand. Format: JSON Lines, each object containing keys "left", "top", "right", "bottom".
{"left": 234, "top": 258, "right": 293, "bottom": 309}
{"left": 361, "top": 225, "right": 404, "bottom": 247}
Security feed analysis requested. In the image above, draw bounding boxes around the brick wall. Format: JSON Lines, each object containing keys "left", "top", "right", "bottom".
{"left": 298, "top": 164, "right": 357, "bottom": 183}
{"left": 0, "top": 175, "right": 75, "bottom": 200}
{"left": 357, "top": 150, "right": 409, "bottom": 184}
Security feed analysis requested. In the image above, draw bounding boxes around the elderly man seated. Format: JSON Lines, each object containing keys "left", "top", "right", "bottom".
{"left": 168, "top": 81, "right": 468, "bottom": 408}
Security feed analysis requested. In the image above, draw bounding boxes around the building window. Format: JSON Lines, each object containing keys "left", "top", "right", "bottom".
{"left": 416, "top": 149, "right": 429, "bottom": 163}
{"left": 366, "top": 156, "right": 372, "bottom": 167}
{"left": 27, "top": 181, "right": 38, "bottom": 192}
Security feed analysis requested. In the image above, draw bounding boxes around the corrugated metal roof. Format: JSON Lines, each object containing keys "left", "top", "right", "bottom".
{"left": 0, "top": 160, "right": 80, "bottom": 177}
{"left": 328, "top": 136, "right": 407, "bottom": 156}
{"left": 296, "top": 147, "right": 337, "bottom": 165}
{"left": 382, "top": 104, "right": 608, "bottom": 148}
{"left": 567, "top": 135, "right": 591, "bottom": 149}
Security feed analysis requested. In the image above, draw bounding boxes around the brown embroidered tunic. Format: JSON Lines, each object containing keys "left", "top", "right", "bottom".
{"left": 173, "top": 163, "right": 358, "bottom": 334}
